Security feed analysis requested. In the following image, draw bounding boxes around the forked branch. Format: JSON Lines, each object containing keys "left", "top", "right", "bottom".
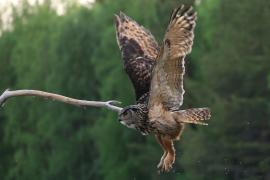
{"left": 0, "top": 89, "right": 123, "bottom": 112}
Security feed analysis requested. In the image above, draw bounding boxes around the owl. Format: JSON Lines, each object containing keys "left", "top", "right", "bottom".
{"left": 115, "top": 5, "right": 211, "bottom": 172}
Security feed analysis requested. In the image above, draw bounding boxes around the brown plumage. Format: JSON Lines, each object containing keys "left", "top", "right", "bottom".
{"left": 148, "top": 5, "right": 196, "bottom": 110}
{"left": 116, "top": 5, "right": 211, "bottom": 172}
{"left": 115, "top": 12, "right": 159, "bottom": 100}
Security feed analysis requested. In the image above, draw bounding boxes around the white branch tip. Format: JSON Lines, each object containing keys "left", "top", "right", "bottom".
{"left": 0, "top": 89, "right": 123, "bottom": 112}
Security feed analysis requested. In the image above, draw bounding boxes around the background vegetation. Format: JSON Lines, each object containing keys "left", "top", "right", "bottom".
{"left": 0, "top": 0, "right": 269, "bottom": 179}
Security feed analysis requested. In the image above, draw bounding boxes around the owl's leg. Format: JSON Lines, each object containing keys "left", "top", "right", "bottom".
{"left": 155, "top": 135, "right": 167, "bottom": 170}
{"left": 160, "top": 137, "right": 175, "bottom": 172}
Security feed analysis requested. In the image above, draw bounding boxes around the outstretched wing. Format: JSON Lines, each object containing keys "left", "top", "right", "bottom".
{"left": 148, "top": 5, "right": 197, "bottom": 111}
{"left": 115, "top": 12, "right": 159, "bottom": 100}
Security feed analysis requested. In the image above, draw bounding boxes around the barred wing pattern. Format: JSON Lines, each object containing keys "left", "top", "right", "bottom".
{"left": 149, "top": 5, "right": 197, "bottom": 111}
{"left": 115, "top": 12, "right": 159, "bottom": 100}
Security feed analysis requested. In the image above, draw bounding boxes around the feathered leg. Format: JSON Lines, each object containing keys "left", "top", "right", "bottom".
{"left": 155, "top": 135, "right": 175, "bottom": 172}
{"left": 172, "top": 107, "right": 211, "bottom": 125}
{"left": 160, "top": 137, "right": 175, "bottom": 172}
{"left": 155, "top": 135, "right": 167, "bottom": 169}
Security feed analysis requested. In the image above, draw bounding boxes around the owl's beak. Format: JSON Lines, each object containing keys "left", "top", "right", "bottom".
{"left": 118, "top": 120, "right": 126, "bottom": 126}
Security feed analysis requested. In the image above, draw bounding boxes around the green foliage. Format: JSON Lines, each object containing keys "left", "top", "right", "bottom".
{"left": 181, "top": 0, "right": 270, "bottom": 179}
{"left": 1, "top": 3, "right": 100, "bottom": 180}
{"left": 0, "top": 0, "right": 269, "bottom": 179}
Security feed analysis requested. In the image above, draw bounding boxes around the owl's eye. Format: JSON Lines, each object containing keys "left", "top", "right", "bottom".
{"left": 122, "top": 110, "right": 129, "bottom": 116}
{"left": 131, "top": 107, "right": 138, "bottom": 112}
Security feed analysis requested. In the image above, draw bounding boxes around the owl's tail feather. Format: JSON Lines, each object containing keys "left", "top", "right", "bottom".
{"left": 173, "top": 108, "right": 211, "bottom": 125}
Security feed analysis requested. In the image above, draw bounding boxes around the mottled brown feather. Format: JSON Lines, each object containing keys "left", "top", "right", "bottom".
{"left": 115, "top": 12, "right": 159, "bottom": 100}
{"left": 172, "top": 108, "right": 211, "bottom": 125}
{"left": 149, "top": 5, "right": 197, "bottom": 111}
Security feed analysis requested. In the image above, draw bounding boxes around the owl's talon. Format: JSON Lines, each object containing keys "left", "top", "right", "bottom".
{"left": 157, "top": 151, "right": 167, "bottom": 170}
{"left": 157, "top": 161, "right": 170, "bottom": 173}
{"left": 157, "top": 161, "right": 164, "bottom": 172}
{"left": 157, "top": 160, "right": 163, "bottom": 169}
{"left": 161, "top": 154, "right": 174, "bottom": 172}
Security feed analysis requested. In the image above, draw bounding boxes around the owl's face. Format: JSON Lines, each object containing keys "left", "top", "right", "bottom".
{"left": 118, "top": 106, "right": 140, "bottom": 129}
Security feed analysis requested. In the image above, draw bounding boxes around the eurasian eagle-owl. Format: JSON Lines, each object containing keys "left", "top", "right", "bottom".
{"left": 115, "top": 5, "right": 211, "bottom": 172}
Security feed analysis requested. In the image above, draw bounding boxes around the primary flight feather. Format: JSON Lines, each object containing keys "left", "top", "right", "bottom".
{"left": 115, "top": 12, "right": 159, "bottom": 101}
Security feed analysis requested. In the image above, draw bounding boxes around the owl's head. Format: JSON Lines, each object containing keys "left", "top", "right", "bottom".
{"left": 118, "top": 105, "right": 141, "bottom": 129}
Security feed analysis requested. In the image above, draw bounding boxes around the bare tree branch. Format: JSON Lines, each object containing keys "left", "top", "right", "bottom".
{"left": 0, "top": 89, "right": 123, "bottom": 113}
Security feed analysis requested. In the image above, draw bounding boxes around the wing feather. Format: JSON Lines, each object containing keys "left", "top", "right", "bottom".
{"left": 115, "top": 12, "right": 159, "bottom": 100}
{"left": 148, "top": 5, "right": 197, "bottom": 111}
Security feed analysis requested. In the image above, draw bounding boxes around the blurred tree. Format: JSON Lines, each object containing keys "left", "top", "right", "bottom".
{"left": 1, "top": 1, "right": 101, "bottom": 180}
{"left": 0, "top": 30, "right": 17, "bottom": 179}
{"left": 181, "top": 0, "right": 270, "bottom": 179}
{"left": 2, "top": 0, "right": 268, "bottom": 179}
